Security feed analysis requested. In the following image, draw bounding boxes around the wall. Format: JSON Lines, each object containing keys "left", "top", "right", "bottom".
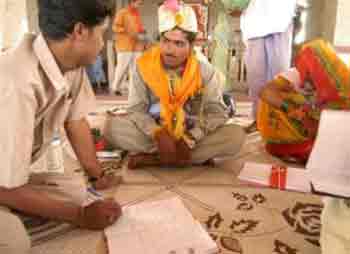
{"left": 26, "top": 0, "right": 39, "bottom": 34}
{"left": 0, "top": 1, "right": 5, "bottom": 48}
{"left": 334, "top": 0, "right": 350, "bottom": 46}
{"left": 294, "top": 0, "right": 339, "bottom": 44}
{"left": 321, "top": 0, "right": 338, "bottom": 42}
{"left": 5, "top": 0, "right": 350, "bottom": 48}
{"left": 139, "top": 0, "right": 163, "bottom": 41}
{"left": 0, "top": 0, "right": 27, "bottom": 49}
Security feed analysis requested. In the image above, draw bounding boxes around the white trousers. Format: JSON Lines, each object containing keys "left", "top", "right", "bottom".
{"left": 110, "top": 52, "right": 141, "bottom": 93}
{"left": 245, "top": 24, "right": 293, "bottom": 119}
{"left": 321, "top": 198, "right": 350, "bottom": 254}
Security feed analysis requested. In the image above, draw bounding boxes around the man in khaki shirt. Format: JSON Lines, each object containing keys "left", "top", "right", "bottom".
{"left": 0, "top": 1, "right": 122, "bottom": 253}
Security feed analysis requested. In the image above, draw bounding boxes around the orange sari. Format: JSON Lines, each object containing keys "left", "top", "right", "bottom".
{"left": 257, "top": 39, "right": 350, "bottom": 160}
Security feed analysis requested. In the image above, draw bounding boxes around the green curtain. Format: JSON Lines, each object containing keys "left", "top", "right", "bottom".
{"left": 211, "top": 1, "right": 236, "bottom": 91}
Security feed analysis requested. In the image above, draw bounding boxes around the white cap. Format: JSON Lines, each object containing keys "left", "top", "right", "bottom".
{"left": 158, "top": 3, "right": 198, "bottom": 34}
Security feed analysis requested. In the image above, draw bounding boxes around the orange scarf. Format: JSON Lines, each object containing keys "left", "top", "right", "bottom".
{"left": 137, "top": 46, "right": 202, "bottom": 139}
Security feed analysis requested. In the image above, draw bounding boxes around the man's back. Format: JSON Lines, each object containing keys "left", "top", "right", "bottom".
{"left": 0, "top": 35, "right": 38, "bottom": 89}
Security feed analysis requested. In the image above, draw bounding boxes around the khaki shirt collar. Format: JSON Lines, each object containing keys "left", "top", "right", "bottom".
{"left": 33, "top": 34, "right": 68, "bottom": 92}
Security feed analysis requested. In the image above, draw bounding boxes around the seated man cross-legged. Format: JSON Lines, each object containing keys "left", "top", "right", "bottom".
{"left": 105, "top": 3, "right": 245, "bottom": 169}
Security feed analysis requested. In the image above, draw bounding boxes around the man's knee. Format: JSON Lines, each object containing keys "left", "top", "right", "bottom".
{"left": 218, "top": 125, "right": 246, "bottom": 152}
{"left": 104, "top": 115, "right": 154, "bottom": 153}
{"left": 104, "top": 116, "right": 134, "bottom": 147}
{"left": 0, "top": 209, "right": 31, "bottom": 254}
{"left": 192, "top": 125, "right": 246, "bottom": 163}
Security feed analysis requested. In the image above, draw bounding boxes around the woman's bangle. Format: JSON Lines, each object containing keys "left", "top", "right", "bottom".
{"left": 280, "top": 100, "right": 289, "bottom": 113}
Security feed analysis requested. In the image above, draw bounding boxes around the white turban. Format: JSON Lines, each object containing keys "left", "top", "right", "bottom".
{"left": 158, "top": 3, "right": 198, "bottom": 34}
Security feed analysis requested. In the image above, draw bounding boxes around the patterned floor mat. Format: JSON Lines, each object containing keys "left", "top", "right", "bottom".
{"left": 29, "top": 98, "right": 323, "bottom": 254}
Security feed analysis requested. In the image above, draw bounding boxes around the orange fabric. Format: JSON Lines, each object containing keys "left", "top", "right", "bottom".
{"left": 258, "top": 39, "right": 350, "bottom": 160}
{"left": 137, "top": 46, "right": 202, "bottom": 139}
{"left": 112, "top": 7, "right": 144, "bottom": 52}
{"left": 257, "top": 77, "right": 307, "bottom": 144}
{"left": 295, "top": 39, "right": 350, "bottom": 104}
{"left": 266, "top": 140, "right": 314, "bottom": 162}
{"left": 128, "top": 6, "right": 145, "bottom": 33}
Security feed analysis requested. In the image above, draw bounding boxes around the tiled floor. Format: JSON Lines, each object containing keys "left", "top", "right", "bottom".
{"left": 31, "top": 93, "right": 322, "bottom": 254}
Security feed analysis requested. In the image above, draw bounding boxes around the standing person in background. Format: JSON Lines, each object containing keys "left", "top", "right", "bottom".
{"left": 241, "top": 0, "right": 297, "bottom": 131}
{"left": 111, "top": 0, "right": 148, "bottom": 96}
{"left": 86, "top": 54, "right": 107, "bottom": 92}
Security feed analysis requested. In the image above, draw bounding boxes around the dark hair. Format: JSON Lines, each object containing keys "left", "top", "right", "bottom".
{"left": 38, "top": 0, "right": 111, "bottom": 41}
{"left": 160, "top": 27, "right": 197, "bottom": 44}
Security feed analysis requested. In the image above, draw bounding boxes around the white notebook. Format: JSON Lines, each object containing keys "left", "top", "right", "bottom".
{"left": 306, "top": 110, "right": 350, "bottom": 198}
{"left": 105, "top": 197, "right": 218, "bottom": 254}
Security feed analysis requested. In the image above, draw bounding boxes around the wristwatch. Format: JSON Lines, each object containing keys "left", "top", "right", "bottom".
{"left": 88, "top": 169, "right": 108, "bottom": 183}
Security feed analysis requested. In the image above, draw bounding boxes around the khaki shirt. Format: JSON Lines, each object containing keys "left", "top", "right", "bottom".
{"left": 127, "top": 57, "right": 228, "bottom": 141}
{"left": 0, "top": 34, "right": 96, "bottom": 189}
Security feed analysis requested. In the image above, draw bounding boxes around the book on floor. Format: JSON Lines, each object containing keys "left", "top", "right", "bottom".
{"left": 105, "top": 197, "right": 219, "bottom": 254}
{"left": 239, "top": 110, "right": 350, "bottom": 199}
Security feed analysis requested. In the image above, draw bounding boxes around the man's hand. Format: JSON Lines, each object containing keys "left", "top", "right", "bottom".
{"left": 175, "top": 139, "right": 191, "bottom": 167}
{"left": 154, "top": 129, "right": 177, "bottom": 165}
{"left": 93, "top": 174, "right": 123, "bottom": 190}
{"left": 76, "top": 199, "right": 122, "bottom": 230}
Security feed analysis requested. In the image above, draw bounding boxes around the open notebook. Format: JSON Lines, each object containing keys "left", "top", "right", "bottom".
{"left": 105, "top": 197, "right": 218, "bottom": 254}
{"left": 239, "top": 110, "right": 350, "bottom": 199}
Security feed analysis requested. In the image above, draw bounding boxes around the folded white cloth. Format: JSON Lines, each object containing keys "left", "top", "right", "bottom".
{"left": 158, "top": 3, "right": 198, "bottom": 34}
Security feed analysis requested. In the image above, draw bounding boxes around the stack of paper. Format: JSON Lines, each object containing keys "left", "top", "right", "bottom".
{"left": 96, "top": 150, "right": 122, "bottom": 161}
{"left": 105, "top": 197, "right": 218, "bottom": 254}
{"left": 238, "top": 162, "right": 311, "bottom": 193}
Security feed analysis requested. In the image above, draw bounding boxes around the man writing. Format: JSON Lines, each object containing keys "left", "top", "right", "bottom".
{"left": 105, "top": 2, "right": 246, "bottom": 169}
{"left": 0, "top": 1, "right": 122, "bottom": 253}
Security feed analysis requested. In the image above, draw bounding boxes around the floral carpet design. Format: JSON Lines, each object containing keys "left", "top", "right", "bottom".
{"left": 29, "top": 101, "right": 323, "bottom": 254}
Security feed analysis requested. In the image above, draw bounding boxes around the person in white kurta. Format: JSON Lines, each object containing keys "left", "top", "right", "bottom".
{"left": 241, "top": 0, "right": 297, "bottom": 121}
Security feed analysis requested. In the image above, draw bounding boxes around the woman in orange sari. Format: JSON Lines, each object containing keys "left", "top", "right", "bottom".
{"left": 257, "top": 39, "right": 350, "bottom": 162}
